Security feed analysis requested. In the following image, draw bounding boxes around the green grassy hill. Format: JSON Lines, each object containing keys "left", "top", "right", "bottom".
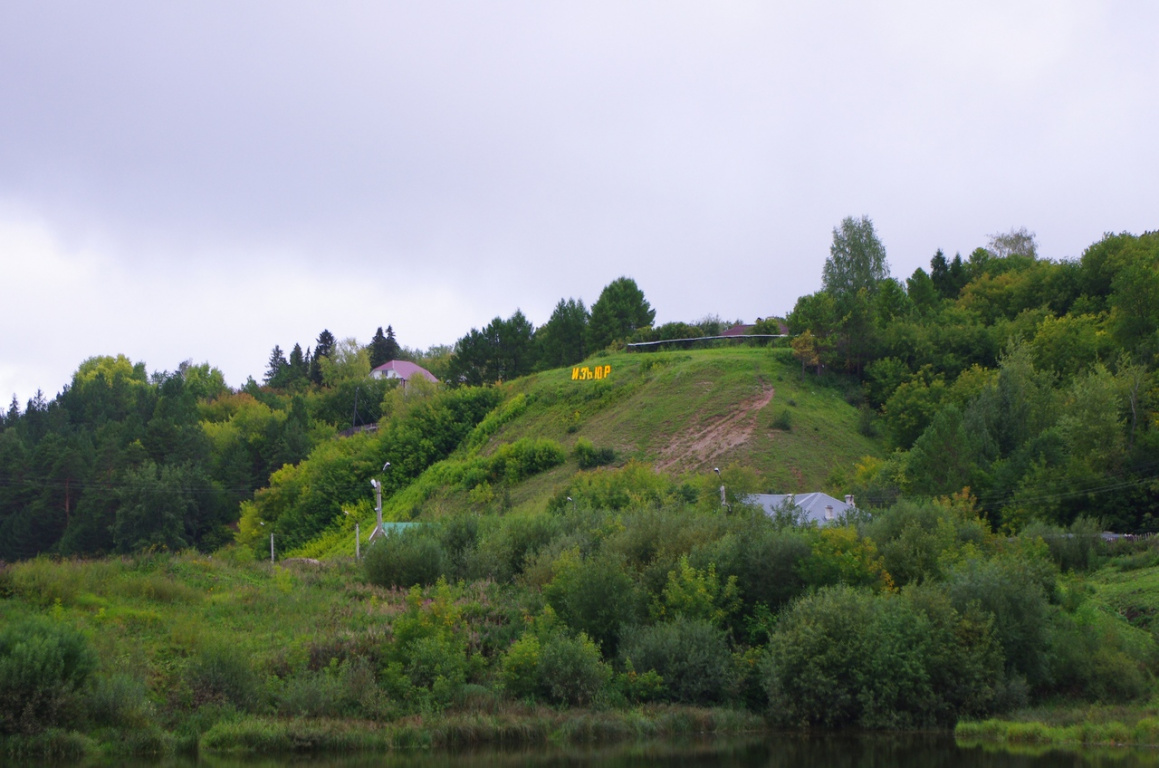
{"left": 296, "top": 345, "right": 883, "bottom": 559}
{"left": 499, "top": 346, "right": 877, "bottom": 484}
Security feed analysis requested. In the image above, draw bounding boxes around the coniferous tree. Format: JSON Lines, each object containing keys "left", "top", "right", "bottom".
{"left": 588, "top": 277, "right": 655, "bottom": 351}
{"left": 447, "top": 311, "right": 538, "bottom": 385}
{"left": 264, "top": 345, "right": 289, "bottom": 386}
{"left": 310, "top": 330, "right": 336, "bottom": 385}
{"left": 368, "top": 327, "right": 391, "bottom": 369}
{"left": 537, "top": 298, "right": 590, "bottom": 368}
{"left": 906, "top": 268, "right": 940, "bottom": 314}
{"left": 384, "top": 325, "right": 401, "bottom": 361}
{"left": 930, "top": 249, "right": 967, "bottom": 299}
{"left": 287, "top": 343, "right": 308, "bottom": 386}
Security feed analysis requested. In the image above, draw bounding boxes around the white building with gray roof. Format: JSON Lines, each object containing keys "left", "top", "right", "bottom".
{"left": 745, "top": 492, "right": 858, "bottom": 526}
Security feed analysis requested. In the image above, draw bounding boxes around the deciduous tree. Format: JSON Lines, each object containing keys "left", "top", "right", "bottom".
{"left": 822, "top": 216, "right": 890, "bottom": 301}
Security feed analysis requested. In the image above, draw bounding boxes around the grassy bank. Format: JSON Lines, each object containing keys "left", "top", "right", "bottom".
{"left": 1, "top": 706, "right": 764, "bottom": 761}
{"left": 956, "top": 704, "right": 1159, "bottom": 748}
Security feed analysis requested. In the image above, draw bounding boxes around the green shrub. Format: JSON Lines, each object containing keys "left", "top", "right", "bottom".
{"left": 363, "top": 529, "right": 447, "bottom": 588}
{"left": 552, "top": 461, "right": 683, "bottom": 513}
{"left": 770, "top": 409, "right": 792, "bottom": 431}
{"left": 467, "top": 513, "right": 560, "bottom": 582}
{"left": 384, "top": 582, "right": 471, "bottom": 709}
{"left": 5, "top": 558, "right": 86, "bottom": 606}
{"left": 84, "top": 672, "right": 153, "bottom": 728}
{"left": 499, "top": 632, "right": 541, "bottom": 700}
{"left": 652, "top": 555, "right": 740, "bottom": 627}
{"left": 1046, "top": 601, "right": 1155, "bottom": 702}
{"left": 0, "top": 616, "right": 96, "bottom": 734}
{"left": 537, "top": 631, "right": 611, "bottom": 706}
{"left": 573, "top": 438, "right": 615, "bottom": 469}
{"left": 274, "top": 656, "right": 385, "bottom": 719}
{"left": 762, "top": 585, "right": 1005, "bottom": 728}
{"left": 545, "top": 551, "right": 641, "bottom": 657}
{"left": 500, "top": 618, "right": 611, "bottom": 708}
{"left": 0, "top": 728, "right": 95, "bottom": 761}
{"left": 275, "top": 665, "right": 347, "bottom": 718}
{"left": 1021, "top": 516, "right": 1105, "bottom": 573}
{"left": 187, "top": 641, "right": 263, "bottom": 711}
{"left": 619, "top": 618, "right": 734, "bottom": 705}
{"left": 945, "top": 554, "right": 1053, "bottom": 687}
{"left": 489, "top": 438, "right": 567, "bottom": 483}
{"left": 867, "top": 498, "right": 991, "bottom": 587}
{"left": 699, "top": 521, "right": 812, "bottom": 626}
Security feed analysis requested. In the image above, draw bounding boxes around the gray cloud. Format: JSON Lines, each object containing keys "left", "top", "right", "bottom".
{"left": 1, "top": 1, "right": 1156, "bottom": 401}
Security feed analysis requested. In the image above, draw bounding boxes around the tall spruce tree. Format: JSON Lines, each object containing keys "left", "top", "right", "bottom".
{"left": 310, "top": 329, "right": 336, "bottom": 385}
{"left": 285, "top": 343, "right": 308, "bottom": 387}
{"left": 264, "top": 345, "right": 289, "bottom": 385}
{"left": 384, "top": 325, "right": 401, "bottom": 361}
{"left": 368, "top": 327, "right": 392, "bottom": 368}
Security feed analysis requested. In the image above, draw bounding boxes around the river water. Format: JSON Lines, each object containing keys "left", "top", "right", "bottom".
{"left": 45, "top": 734, "right": 1159, "bottom": 768}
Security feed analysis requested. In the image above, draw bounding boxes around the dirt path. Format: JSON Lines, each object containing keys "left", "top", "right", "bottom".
{"left": 654, "top": 385, "right": 775, "bottom": 471}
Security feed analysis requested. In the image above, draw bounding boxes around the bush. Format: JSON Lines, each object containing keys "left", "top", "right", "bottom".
{"left": 0, "top": 616, "right": 96, "bottom": 734}
{"left": 1022, "top": 516, "right": 1105, "bottom": 573}
{"left": 538, "top": 632, "right": 611, "bottom": 707}
{"left": 573, "top": 438, "right": 615, "bottom": 469}
{"left": 84, "top": 672, "right": 153, "bottom": 728}
{"left": 545, "top": 551, "right": 641, "bottom": 657}
{"left": 383, "top": 582, "right": 471, "bottom": 709}
{"left": 770, "top": 409, "right": 792, "bottom": 431}
{"left": 619, "top": 618, "right": 734, "bottom": 705}
{"left": 867, "top": 498, "right": 991, "bottom": 587}
{"left": 499, "top": 633, "right": 541, "bottom": 700}
{"left": 187, "top": 641, "right": 263, "bottom": 711}
{"left": 500, "top": 627, "right": 611, "bottom": 707}
{"left": 1046, "top": 601, "right": 1155, "bottom": 702}
{"left": 467, "top": 513, "right": 560, "bottom": 583}
{"left": 945, "top": 555, "right": 1053, "bottom": 687}
{"left": 363, "top": 529, "right": 447, "bottom": 588}
{"left": 275, "top": 664, "right": 348, "bottom": 718}
{"left": 701, "top": 521, "right": 812, "bottom": 621}
{"left": 489, "top": 438, "right": 567, "bottom": 483}
{"left": 762, "top": 585, "right": 1005, "bottom": 728}
{"left": 797, "top": 526, "right": 892, "bottom": 591}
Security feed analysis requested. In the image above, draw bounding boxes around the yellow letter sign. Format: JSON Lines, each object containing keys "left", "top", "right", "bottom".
{"left": 571, "top": 365, "right": 612, "bottom": 381}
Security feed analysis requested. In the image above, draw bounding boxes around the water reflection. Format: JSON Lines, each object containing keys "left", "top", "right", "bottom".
{"left": 22, "top": 733, "right": 1159, "bottom": 768}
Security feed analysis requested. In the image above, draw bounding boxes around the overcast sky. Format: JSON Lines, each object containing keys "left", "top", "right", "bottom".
{"left": 2, "top": 1, "right": 1157, "bottom": 404}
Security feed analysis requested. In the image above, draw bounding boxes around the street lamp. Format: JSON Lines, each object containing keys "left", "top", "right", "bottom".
{"left": 258, "top": 521, "right": 274, "bottom": 563}
{"left": 369, "top": 479, "right": 384, "bottom": 541}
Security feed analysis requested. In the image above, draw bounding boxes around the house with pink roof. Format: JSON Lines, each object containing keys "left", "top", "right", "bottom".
{"left": 369, "top": 360, "right": 439, "bottom": 388}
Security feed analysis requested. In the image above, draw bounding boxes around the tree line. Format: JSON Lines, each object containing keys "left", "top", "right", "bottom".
{"left": 444, "top": 276, "right": 656, "bottom": 386}
{"left": 787, "top": 218, "right": 1159, "bottom": 532}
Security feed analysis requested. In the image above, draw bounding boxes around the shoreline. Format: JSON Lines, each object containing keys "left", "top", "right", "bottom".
{"left": 1, "top": 705, "right": 766, "bottom": 762}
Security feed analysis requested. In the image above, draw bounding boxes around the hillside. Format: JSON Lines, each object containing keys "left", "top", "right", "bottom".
{"left": 291, "top": 345, "right": 882, "bottom": 559}
{"left": 499, "top": 346, "right": 876, "bottom": 483}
